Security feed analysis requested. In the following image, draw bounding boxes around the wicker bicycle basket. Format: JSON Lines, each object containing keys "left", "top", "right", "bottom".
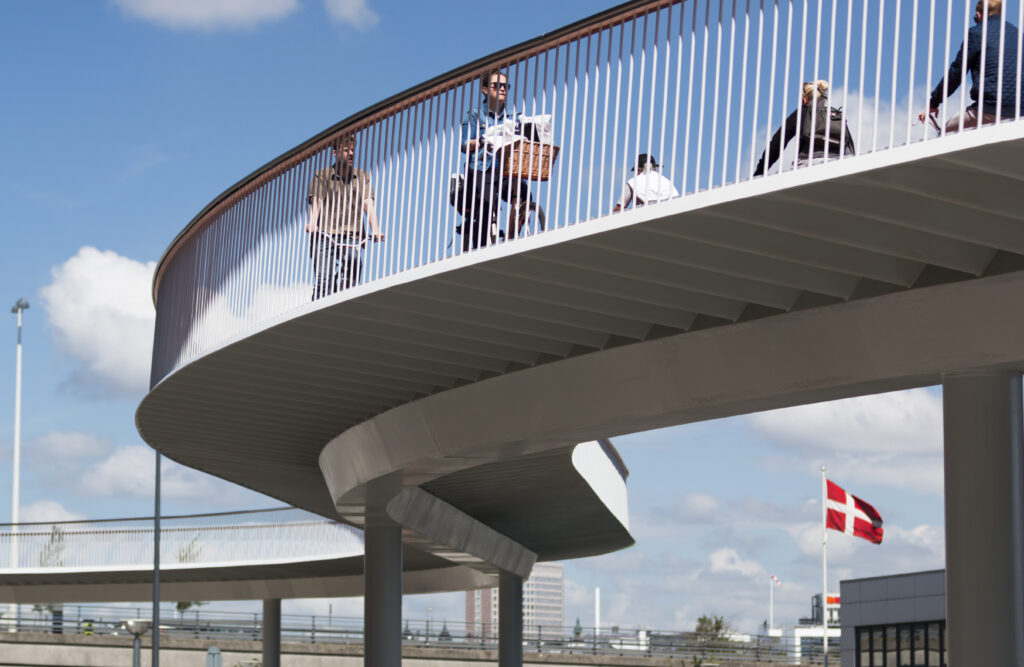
{"left": 500, "top": 140, "right": 560, "bottom": 181}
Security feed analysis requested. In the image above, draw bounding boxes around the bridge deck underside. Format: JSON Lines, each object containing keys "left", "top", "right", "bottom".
{"left": 137, "top": 137, "right": 1024, "bottom": 558}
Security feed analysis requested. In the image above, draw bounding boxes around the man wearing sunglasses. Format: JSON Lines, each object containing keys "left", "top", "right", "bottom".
{"left": 457, "top": 69, "right": 534, "bottom": 251}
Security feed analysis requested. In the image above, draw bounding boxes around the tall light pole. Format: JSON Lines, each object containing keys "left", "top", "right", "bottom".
{"left": 153, "top": 451, "right": 160, "bottom": 667}
{"left": 9, "top": 298, "right": 28, "bottom": 629}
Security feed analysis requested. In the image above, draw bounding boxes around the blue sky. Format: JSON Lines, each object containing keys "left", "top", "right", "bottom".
{"left": 0, "top": 0, "right": 964, "bottom": 634}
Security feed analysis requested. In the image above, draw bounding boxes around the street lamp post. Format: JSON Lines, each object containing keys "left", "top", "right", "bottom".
{"left": 9, "top": 298, "right": 28, "bottom": 630}
{"left": 122, "top": 619, "right": 152, "bottom": 667}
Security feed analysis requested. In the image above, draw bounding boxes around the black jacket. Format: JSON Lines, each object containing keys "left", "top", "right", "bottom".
{"left": 930, "top": 16, "right": 1022, "bottom": 115}
{"left": 754, "top": 100, "right": 856, "bottom": 176}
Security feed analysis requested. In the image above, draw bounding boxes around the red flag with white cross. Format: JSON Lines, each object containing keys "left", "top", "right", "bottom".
{"left": 825, "top": 479, "right": 884, "bottom": 544}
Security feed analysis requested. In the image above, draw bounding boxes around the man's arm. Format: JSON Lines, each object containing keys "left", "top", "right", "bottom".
{"left": 306, "top": 199, "right": 322, "bottom": 233}
{"left": 460, "top": 109, "right": 482, "bottom": 155}
{"left": 613, "top": 183, "right": 633, "bottom": 212}
{"left": 929, "top": 44, "right": 965, "bottom": 109}
{"left": 364, "top": 198, "right": 384, "bottom": 240}
{"left": 754, "top": 108, "right": 798, "bottom": 176}
{"left": 306, "top": 172, "right": 322, "bottom": 233}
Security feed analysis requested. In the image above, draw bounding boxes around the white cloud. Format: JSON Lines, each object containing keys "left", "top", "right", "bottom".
{"left": 842, "top": 84, "right": 936, "bottom": 154}
{"left": 30, "top": 430, "right": 112, "bottom": 460}
{"left": 575, "top": 550, "right": 778, "bottom": 631}
{"left": 285, "top": 596, "right": 364, "bottom": 617}
{"left": 790, "top": 517, "right": 944, "bottom": 585}
{"left": 564, "top": 577, "right": 593, "bottom": 611}
{"left": 678, "top": 492, "right": 720, "bottom": 519}
{"left": 80, "top": 445, "right": 222, "bottom": 500}
{"left": 40, "top": 247, "right": 155, "bottom": 398}
{"left": 751, "top": 389, "right": 941, "bottom": 455}
{"left": 323, "top": 0, "right": 379, "bottom": 30}
{"left": 709, "top": 547, "right": 765, "bottom": 579}
{"left": 113, "top": 0, "right": 299, "bottom": 30}
{"left": 748, "top": 388, "right": 944, "bottom": 495}
{"left": 401, "top": 591, "right": 464, "bottom": 626}
{"left": 20, "top": 500, "right": 85, "bottom": 524}
{"left": 182, "top": 280, "right": 306, "bottom": 369}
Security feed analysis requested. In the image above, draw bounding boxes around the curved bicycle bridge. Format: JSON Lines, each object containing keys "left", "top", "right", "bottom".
{"left": 136, "top": 1, "right": 1024, "bottom": 665}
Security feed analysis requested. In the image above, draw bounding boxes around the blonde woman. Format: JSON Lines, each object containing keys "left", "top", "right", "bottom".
{"left": 753, "top": 80, "right": 855, "bottom": 176}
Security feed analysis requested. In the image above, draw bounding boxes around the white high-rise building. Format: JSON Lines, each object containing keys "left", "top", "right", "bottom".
{"left": 465, "top": 562, "right": 564, "bottom": 637}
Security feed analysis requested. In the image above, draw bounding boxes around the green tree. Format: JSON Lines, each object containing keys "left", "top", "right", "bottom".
{"left": 38, "top": 526, "right": 66, "bottom": 568}
{"left": 694, "top": 614, "right": 727, "bottom": 637}
{"left": 176, "top": 600, "right": 206, "bottom": 615}
{"left": 176, "top": 535, "right": 202, "bottom": 563}
{"left": 175, "top": 536, "right": 206, "bottom": 615}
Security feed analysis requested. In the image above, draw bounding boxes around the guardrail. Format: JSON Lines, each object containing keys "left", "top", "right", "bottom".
{"left": 1, "top": 606, "right": 840, "bottom": 664}
{"left": 0, "top": 508, "right": 362, "bottom": 571}
{"left": 150, "top": 0, "right": 1024, "bottom": 386}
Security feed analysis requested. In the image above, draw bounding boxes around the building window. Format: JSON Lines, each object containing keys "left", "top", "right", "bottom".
{"left": 856, "top": 621, "right": 946, "bottom": 667}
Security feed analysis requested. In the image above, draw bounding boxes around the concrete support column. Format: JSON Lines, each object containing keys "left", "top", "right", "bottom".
{"left": 262, "top": 599, "right": 281, "bottom": 667}
{"left": 364, "top": 523, "right": 402, "bottom": 667}
{"left": 498, "top": 571, "right": 524, "bottom": 667}
{"left": 943, "top": 370, "right": 1024, "bottom": 666}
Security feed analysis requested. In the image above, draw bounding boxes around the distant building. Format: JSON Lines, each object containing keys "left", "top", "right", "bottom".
{"left": 465, "top": 562, "right": 564, "bottom": 637}
{"left": 799, "top": 593, "right": 841, "bottom": 626}
{"left": 792, "top": 593, "right": 841, "bottom": 663}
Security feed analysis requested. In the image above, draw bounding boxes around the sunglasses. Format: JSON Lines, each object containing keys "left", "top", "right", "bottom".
{"left": 489, "top": 82, "right": 510, "bottom": 91}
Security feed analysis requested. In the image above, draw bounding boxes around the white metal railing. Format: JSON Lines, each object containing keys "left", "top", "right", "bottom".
{"left": 3, "top": 606, "right": 847, "bottom": 665}
{"left": 0, "top": 508, "right": 362, "bottom": 571}
{"left": 150, "top": 0, "right": 1024, "bottom": 386}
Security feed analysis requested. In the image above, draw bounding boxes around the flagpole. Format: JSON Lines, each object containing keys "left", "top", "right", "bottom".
{"left": 821, "top": 466, "right": 828, "bottom": 667}
{"left": 769, "top": 577, "right": 774, "bottom": 632}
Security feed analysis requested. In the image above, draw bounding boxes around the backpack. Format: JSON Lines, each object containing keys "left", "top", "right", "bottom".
{"left": 823, "top": 106, "right": 848, "bottom": 148}
{"left": 802, "top": 102, "right": 853, "bottom": 153}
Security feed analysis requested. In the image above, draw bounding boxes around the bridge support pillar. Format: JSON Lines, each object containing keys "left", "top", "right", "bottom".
{"left": 943, "top": 370, "right": 1024, "bottom": 666}
{"left": 262, "top": 599, "right": 280, "bottom": 667}
{"left": 499, "top": 571, "right": 523, "bottom": 667}
{"left": 364, "top": 523, "right": 402, "bottom": 667}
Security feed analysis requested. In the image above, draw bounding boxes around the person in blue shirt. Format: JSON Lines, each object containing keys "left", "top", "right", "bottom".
{"left": 456, "top": 69, "right": 535, "bottom": 251}
{"left": 920, "top": 0, "right": 1022, "bottom": 132}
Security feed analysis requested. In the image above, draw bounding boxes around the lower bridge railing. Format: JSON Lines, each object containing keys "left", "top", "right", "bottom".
{"left": 0, "top": 508, "right": 363, "bottom": 571}
{"left": 1, "top": 604, "right": 837, "bottom": 665}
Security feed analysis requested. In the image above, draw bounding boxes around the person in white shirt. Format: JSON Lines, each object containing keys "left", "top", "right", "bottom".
{"left": 613, "top": 153, "right": 679, "bottom": 212}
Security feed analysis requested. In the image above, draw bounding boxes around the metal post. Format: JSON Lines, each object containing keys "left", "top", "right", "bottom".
{"left": 133, "top": 634, "right": 141, "bottom": 667}
{"left": 9, "top": 298, "right": 27, "bottom": 630}
{"left": 364, "top": 523, "right": 402, "bottom": 667}
{"left": 262, "top": 599, "right": 281, "bottom": 667}
{"left": 822, "top": 467, "right": 828, "bottom": 667}
{"left": 943, "top": 370, "right": 1024, "bottom": 666}
{"left": 152, "top": 452, "right": 161, "bottom": 667}
{"left": 498, "top": 571, "right": 523, "bottom": 667}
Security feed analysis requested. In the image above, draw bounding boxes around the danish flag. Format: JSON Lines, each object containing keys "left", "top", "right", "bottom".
{"left": 826, "top": 479, "right": 884, "bottom": 544}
